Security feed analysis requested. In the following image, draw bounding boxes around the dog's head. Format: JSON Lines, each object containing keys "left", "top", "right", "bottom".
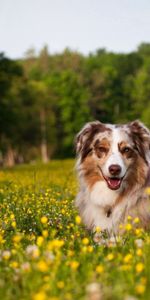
{"left": 75, "top": 120, "right": 150, "bottom": 190}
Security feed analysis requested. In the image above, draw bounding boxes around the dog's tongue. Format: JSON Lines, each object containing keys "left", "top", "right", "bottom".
{"left": 107, "top": 178, "right": 121, "bottom": 190}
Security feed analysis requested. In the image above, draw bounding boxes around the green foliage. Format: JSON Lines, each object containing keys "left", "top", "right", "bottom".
{"left": 47, "top": 70, "right": 91, "bottom": 156}
{"left": 0, "top": 43, "right": 150, "bottom": 164}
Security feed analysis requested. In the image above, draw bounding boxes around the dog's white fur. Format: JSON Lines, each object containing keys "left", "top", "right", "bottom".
{"left": 75, "top": 120, "right": 150, "bottom": 234}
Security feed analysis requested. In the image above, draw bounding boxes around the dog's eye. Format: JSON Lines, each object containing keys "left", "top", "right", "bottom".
{"left": 98, "top": 147, "right": 107, "bottom": 153}
{"left": 122, "top": 147, "right": 131, "bottom": 153}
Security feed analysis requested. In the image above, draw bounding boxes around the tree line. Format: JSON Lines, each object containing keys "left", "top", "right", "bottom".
{"left": 0, "top": 43, "right": 150, "bottom": 166}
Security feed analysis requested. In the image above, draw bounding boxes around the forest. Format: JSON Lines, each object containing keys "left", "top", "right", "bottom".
{"left": 0, "top": 42, "right": 150, "bottom": 166}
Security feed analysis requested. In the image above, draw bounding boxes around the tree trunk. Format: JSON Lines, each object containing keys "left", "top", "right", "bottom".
{"left": 40, "top": 109, "right": 49, "bottom": 163}
{"left": 4, "top": 146, "right": 15, "bottom": 167}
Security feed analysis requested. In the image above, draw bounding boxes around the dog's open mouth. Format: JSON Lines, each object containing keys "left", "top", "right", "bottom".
{"left": 104, "top": 177, "right": 123, "bottom": 190}
{"left": 98, "top": 166, "right": 124, "bottom": 190}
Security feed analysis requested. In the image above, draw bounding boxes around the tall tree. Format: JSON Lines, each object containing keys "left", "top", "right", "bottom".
{"left": 0, "top": 53, "right": 23, "bottom": 166}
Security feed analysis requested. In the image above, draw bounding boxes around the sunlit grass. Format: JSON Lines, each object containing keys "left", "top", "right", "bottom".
{"left": 0, "top": 160, "right": 150, "bottom": 300}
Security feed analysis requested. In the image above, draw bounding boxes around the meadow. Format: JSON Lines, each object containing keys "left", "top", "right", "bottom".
{"left": 0, "top": 160, "right": 150, "bottom": 300}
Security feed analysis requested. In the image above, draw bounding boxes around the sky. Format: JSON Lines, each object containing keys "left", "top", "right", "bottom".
{"left": 0, "top": 0, "right": 150, "bottom": 58}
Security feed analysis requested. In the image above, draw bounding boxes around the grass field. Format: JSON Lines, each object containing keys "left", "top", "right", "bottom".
{"left": 0, "top": 160, "right": 150, "bottom": 300}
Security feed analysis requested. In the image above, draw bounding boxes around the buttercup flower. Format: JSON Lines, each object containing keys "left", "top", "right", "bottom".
{"left": 82, "top": 238, "right": 89, "bottom": 245}
{"left": 96, "top": 265, "right": 104, "bottom": 274}
{"left": 75, "top": 216, "right": 81, "bottom": 224}
{"left": 70, "top": 261, "right": 79, "bottom": 270}
{"left": 135, "top": 284, "right": 146, "bottom": 294}
{"left": 41, "top": 216, "right": 48, "bottom": 224}
{"left": 33, "top": 291, "right": 47, "bottom": 300}
{"left": 135, "top": 263, "right": 144, "bottom": 273}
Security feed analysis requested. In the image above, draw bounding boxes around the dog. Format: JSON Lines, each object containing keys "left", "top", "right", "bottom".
{"left": 75, "top": 120, "right": 150, "bottom": 236}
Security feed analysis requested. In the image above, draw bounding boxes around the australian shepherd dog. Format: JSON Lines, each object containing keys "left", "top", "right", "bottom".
{"left": 75, "top": 120, "right": 150, "bottom": 237}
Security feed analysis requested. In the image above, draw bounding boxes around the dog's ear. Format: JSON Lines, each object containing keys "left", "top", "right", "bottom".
{"left": 75, "top": 121, "right": 104, "bottom": 155}
{"left": 128, "top": 120, "right": 150, "bottom": 162}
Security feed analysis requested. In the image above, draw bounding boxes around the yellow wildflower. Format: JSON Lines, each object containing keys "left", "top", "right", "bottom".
{"left": 42, "top": 230, "right": 48, "bottom": 238}
{"left": 96, "top": 265, "right": 104, "bottom": 274}
{"left": 141, "top": 277, "right": 147, "bottom": 284}
{"left": 12, "top": 234, "right": 22, "bottom": 243}
{"left": 123, "top": 254, "right": 132, "bottom": 263}
{"left": 68, "top": 250, "right": 74, "bottom": 257}
{"left": 61, "top": 209, "right": 65, "bottom": 214}
{"left": 136, "top": 263, "right": 144, "bottom": 273}
{"left": 11, "top": 221, "right": 16, "bottom": 228}
{"left": 135, "top": 228, "right": 143, "bottom": 236}
{"left": 57, "top": 281, "right": 64, "bottom": 289}
{"left": 125, "top": 223, "right": 132, "bottom": 231}
{"left": 133, "top": 217, "right": 140, "bottom": 224}
{"left": 0, "top": 235, "right": 5, "bottom": 244}
{"left": 11, "top": 249, "right": 17, "bottom": 255}
{"left": 135, "top": 284, "right": 146, "bottom": 294}
{"left": 37, "top": 236, "right": 44, "bottom": 247}
{"left": 95, "top": 226, "right": 101, "bottom": 233}
{"left": 43, "top": 276, "right": 49, "bottom": 282}
{"left": 127, "top": 215, "right": 132, "bottom": 221}
{"left": 87, "top": 246, "right": 93, "bottom": 253}
{"left": 75, "top": 215, "right": 81, "bottom": 224}
{"left": 106, "top": 253, "right": 114, "bottom": 261}
{"left": 10, "top": 214, "right": 15, "bottom": 220}
{"left": 70, "top": 261, "right": 79, "bottom": 270}
{"left": 10, "top": 261, "right": 19, "bottom": 269}
{"left": 33, "top": 291, "right": 47, "bottom": 300}
{"left": 121, "top": 265, "right": 131, "bottom": 271}
{"left": 41, "top": 216, "right": 48, "bottom": 224}
{"left": 37, "top": 260, "right": 48, "bottom": 272}
{"left": 48, "top": 239, "right": 64, "bottom": 250}
{"left": 82, "top": 237, "right": 89, "bottom": 245}
{"left": 82, "top": 246, "right": 87, "bottom": 253}
{"left": 145, "top": 187, "right": 150, "bottom": 195}
{"left": 136, "top": 249, "right": 143, "bottom": 256}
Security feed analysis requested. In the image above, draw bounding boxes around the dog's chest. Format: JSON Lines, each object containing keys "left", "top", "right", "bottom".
{"left": 88, "top": 181, "right": 126, "bottom": 229}
{"left": 90, "top": 181, "right": 119, "bottom": 207}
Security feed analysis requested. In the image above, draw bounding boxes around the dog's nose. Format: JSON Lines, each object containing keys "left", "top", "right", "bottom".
{"left": 109, "top": 164, "right": 121, "bottom": 176}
